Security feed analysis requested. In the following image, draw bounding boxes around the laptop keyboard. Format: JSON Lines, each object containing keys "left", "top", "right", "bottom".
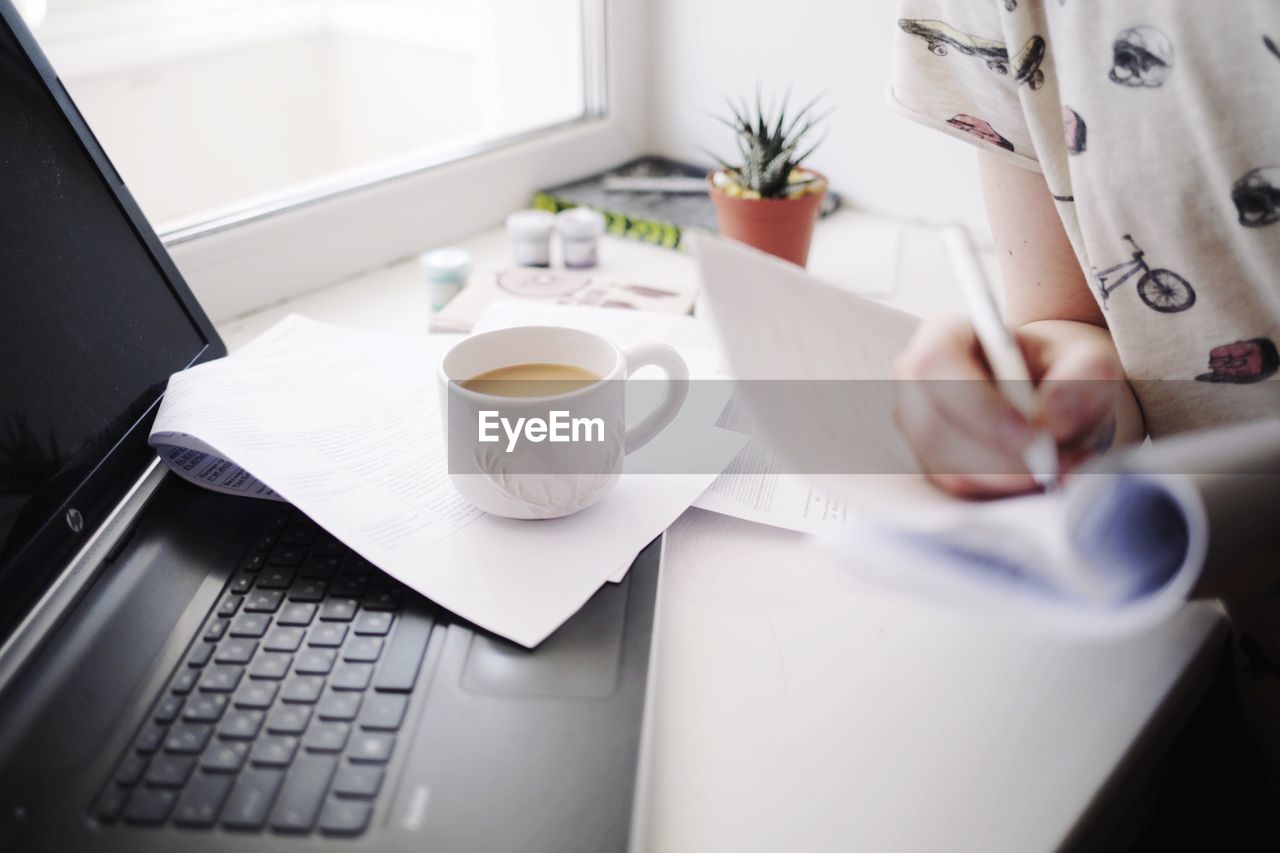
{"left": 92, "top": 506, "right": 435, "bottom": 836}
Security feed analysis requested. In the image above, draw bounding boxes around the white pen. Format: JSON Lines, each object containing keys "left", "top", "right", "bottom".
{"left": 941, "top": 225, "right": 1060, "bottom": 492}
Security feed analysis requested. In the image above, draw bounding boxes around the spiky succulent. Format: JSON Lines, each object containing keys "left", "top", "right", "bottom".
{"left": 708, "top": 89, "right": 830, "bottom": 199}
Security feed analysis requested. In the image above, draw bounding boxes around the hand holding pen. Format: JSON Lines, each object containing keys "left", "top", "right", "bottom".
{"left": 891, "top": 226, "right": 1131, "bottom": 499}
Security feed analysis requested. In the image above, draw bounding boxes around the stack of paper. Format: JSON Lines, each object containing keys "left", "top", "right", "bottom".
{"left": 151, "top": 315, "right": 743, "bottom": 647}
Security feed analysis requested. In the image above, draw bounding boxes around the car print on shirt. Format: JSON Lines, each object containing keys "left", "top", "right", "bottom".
{"left": 1109, "top": 26, "right": 1174, "bottom": 88}
{"left": 1232, "top": 167, "right": 1280, "bottom": 228}
{"left": 1195, "top": 339, "right": 1279, "bottom": 384}
{"left": 946, "top": 115, "right": 1014, "bottom": 151}
{"left": 897, "top": 20, "right": 1046, "bottom": 89}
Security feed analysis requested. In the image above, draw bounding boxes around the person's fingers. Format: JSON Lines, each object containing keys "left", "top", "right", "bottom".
{"left": 895, "top": 377, "right": 1038, "bottom": 498}
{"left": 1034, "top": 339, "right": 1125, "bottom": 445}
{"left": 894, "top": 315, "right": 1034, "bottom": 452}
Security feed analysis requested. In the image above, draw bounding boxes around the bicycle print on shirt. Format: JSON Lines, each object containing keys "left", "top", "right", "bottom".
{"left": 1093, "top": 234, "right": 1196, "bottom": 313}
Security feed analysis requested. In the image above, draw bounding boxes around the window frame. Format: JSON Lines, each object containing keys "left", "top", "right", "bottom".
{"left": 161, "top": 0, "right": 647, "bottom": 323}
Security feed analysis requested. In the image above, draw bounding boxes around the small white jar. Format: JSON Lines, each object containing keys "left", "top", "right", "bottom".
{"left": 556, "top": 207, "right": 606, "bottom": 269}
{"left": 419, "top": 247, "right": 471, "bottom": 313}
{"left": 505, "top": 210, "right": 556, "bottom": 268}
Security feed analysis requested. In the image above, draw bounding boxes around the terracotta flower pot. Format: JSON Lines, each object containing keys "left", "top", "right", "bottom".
{"left": 707, "top": 170, "right": 827, "bottom": 267}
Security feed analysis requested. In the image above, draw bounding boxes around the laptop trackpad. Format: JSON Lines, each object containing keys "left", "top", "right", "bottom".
{"left": 460, "top": 575, "right": 628, "bottom": 699}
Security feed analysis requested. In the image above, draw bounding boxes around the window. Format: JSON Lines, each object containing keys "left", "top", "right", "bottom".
{"left": 21, "top": 0, "right": 603, "bottom": 233}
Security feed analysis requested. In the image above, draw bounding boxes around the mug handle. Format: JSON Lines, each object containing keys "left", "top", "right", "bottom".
{"left": 622, "top": 342, "right": 689, "bottom": 454}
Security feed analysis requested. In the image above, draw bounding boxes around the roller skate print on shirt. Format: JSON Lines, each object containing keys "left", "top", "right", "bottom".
{"left": 1092, "top": 234, "right": 1196, "bottom": 313}
{"left": 898, "top": 20, "right": 1046, "bottom": 89}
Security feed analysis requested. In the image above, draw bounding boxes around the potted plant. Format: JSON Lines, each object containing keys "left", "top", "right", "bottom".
{"left": 706, "top": 91, "right": 830, "bottom": 267}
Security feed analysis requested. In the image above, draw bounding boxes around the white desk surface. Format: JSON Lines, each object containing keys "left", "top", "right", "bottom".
{"left": 217, "top": 210, "right": 1226, "bottom": 853}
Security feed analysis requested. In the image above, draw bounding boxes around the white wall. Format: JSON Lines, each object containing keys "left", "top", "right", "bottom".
{"left": 644, "top": 0, "right": 989, "bottom": 234}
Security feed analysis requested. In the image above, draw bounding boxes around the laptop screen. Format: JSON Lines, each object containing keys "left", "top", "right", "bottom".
{"left": 0, "top": 13, "right": 219, "bottom": 634}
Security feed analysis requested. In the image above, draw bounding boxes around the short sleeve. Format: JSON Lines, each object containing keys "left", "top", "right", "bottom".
{"left": 888, "top": 0, "right": 1041, "bottom": 171}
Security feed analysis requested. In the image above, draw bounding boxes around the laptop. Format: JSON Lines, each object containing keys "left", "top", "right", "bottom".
{"left": 0, "top": 5, "right": 656, "bottom": 851}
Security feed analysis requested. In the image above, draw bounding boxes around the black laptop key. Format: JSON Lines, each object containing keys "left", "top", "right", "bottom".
{"left": 169, "top": 668, "right": 199, "bottom": 695}
{"left": 295, "top": 648, "right": 337, "bottom": 675}
{"left": 154, "top": 694, "right": 184, "bottom": 724}
{"left": 251, "top": 735, "right": 299, "bottom": 768}
{"left": 359, "top": 693, "right": 408, "bottom": 731}
{"left": 256, "top": 532, "right": 280, "bottom": 551}
{"left": 203, "top": 618, "right": 229, "bottom": 641}
{"left": 353, "top": 610, "right": 392, "bottom": 636}
{"left": 172, "top": 771, "right": 234, "bottom": 828}
{"left": 234, "top": 681, "right": 279, "bottom": 709}
{"left": 344, "top": 637, "right": 384, "bottom": 663}
{"left": 257, "top": 568, "right": 295, "bottom": 589}
{"left": 182, "top": 693, "right": 229, "bottom": 723}
{"left": 301, "top": 556, "right": 342, "bottom": 579}
{"left": 282, "top": 525, "right": 317, "bottom": 546}
{"left": 222, "top": 768, "right": 284, "bottom": 830}
{"left": 270, "top": 754, "right": 338, "bottom": 833}
{"left": 145, "top": 754, "right": 196, "bottom": 787}
{"left": 164, "top": 723, "right": 213, "bottom": 754}
{"left": 330, "top": 575, "right": 367, "bottom": 597}
{"left": 244, "top": 590, "right": 284, "bottom": 613}
{"left": 135, "top": 724, "right": 166, "bottom": 755}
{"left": 282, "top": 675, "right": 325, "bottom": 704}
{"left": 331, "top": 663, "right": 373, "bottom": 692}
{"left": 215, "top": 638, "right": 257, "bottom": 665}
{"left": 269, "top": 547, "right": 306, "bottom": 567}
{"left": 239, "top": 552, "right": 266, "bottom": 573}
{"left": 216, "top": 594, "right": 242, "bottom": 618}
{"left": 319, "top": 598, "right": 358, "bottom": 622}
{"left": 228, "top": 571, "right": 256, "bottom": 595}
{"left": 318, "top": 798, "right": 371, "bottom": 836}
{"left": 266, "top": 705, "right": 312, "bottom": 735}
{"left": 309, "top": 623, "right": 347, "bottom": 648}
{"left": 199, "top": 664, "right": 244, "bottom": 693}
{"left": 331, "top": 765, "right": 383, "bottom": 798}
{"left": 317, "top": 691, "right": 362, "bottom": 722}
{"left": 278, "top": 602, "right": 317, "bottom": 626}
{"left": 264, "top": 626, "right": 306, "bottom": 652}
{"left": 123, "top": 787, "right": 177, "bottom": 825}
{"left": 289, "top": 579, "right": 326, "bottom": 602}
{"left": 230, "top": 612, "right": 271, "bottom": 637}
{"left": 373, "top": 607, "right": 432, "bottom": 692}
{"left": 347, "top": 732, "right": 394, "bottom": 764}
{"left": 362, "top": 589, "right": 401, "bottom": 611}
{"left": 95, "top": 785, "right": 130, "bottom": 822}
{"left": 202, "top": 740, "right": 250, "bottom": 773}
{"left": 187, "top": 641, "right": 215, "bottom": 668}
{"left": 304, "top": 722, "right": 350, "bottom": 753}
{"left": 218, "top": 709, "right": 265, "bottom": 740}
{"left": 115, "top": 752, "right": 148, "bottom": 786}
{"left": 249, "top": 651, "right": 292, "bottom": 680}
{"left": 313, "top": 538, "right": 343, "bottom": 557}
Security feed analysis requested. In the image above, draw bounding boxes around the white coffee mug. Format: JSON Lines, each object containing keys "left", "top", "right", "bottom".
{"left": 438, "top": 326, "right": 689, "bottom": 519}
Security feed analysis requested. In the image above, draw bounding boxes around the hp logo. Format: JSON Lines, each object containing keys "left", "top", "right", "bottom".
{"left": 65, "top": 508, "right": 84, "bottom": 533}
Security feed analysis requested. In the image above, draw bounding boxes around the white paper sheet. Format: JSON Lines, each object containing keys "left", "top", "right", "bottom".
{"left": 151, "top": 315, "right": 744, "bottom": 647}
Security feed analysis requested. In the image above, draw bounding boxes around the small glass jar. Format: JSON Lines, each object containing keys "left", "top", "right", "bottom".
{"left": 419, "top": 247, "right": 471, "bottom": 313}
{"left": 505, "top": 210, "right": 556, "bottom": 268}
{"left": 556, "top": 207, "right": 605, "bottom": 269}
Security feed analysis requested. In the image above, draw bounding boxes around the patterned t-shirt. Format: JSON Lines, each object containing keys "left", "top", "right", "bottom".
{"left": 889, "top": 0, "right": 1280, "bottom": 437}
